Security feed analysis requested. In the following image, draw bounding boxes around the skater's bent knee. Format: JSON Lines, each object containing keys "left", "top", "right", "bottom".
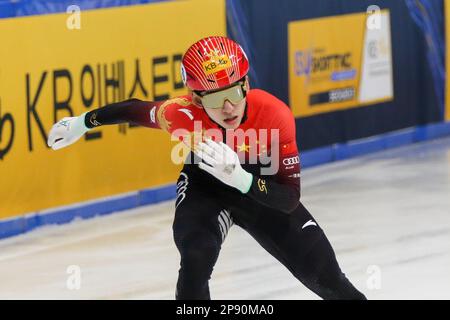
{"left": 178, "top": 232, "right": 221, "bottom": 266}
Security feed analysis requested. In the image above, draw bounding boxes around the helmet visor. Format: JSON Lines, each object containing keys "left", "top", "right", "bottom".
{"left": 196, "top": 82, "right": 246, "bottom": 109}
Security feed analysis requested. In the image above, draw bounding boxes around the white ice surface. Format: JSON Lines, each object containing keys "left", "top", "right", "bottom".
{"left": 1, "top": 137, "right": 449, "bottom": 300}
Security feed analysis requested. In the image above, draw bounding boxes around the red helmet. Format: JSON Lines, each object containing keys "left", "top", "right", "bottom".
{"left": 181, "top": 36, "right": 249, "bottom": 91}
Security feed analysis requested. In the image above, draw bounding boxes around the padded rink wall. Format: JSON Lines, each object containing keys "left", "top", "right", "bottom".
{"left": 0, "top": 0, "right": 227, "bottom": 237}
{"left": 227, "top": 0, "right": 448, "bottom": 150}
{"left": 227, "top": 0, "right": 450, "bottom": 166}
{"left": 1, "top": 0, "right": 449, "bottom": 239}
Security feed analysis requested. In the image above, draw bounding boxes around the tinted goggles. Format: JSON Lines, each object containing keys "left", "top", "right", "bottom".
{"left": 194, "top": 82, "right": 246, "bottom": 109}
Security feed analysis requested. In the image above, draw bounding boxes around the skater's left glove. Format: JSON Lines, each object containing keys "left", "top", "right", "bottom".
{"left": 47, "top": 113, "right": 90, "bottom": 150}
{"left": 196, "top": 139, "right": 253, "bottom": 194}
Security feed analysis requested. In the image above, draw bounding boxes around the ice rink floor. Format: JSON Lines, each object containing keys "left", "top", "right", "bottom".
{"left": 1, "top": 137, "right": 450, "bottom": 300}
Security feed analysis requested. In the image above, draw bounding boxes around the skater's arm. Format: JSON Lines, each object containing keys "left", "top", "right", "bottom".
{"left": 47, "top": 97, "right": 195, "bottom": 150}
{"left": 197, "top": 139, "right": 301, "bottom": 214}
{"left": 196, "top": 97, "right": 301, "bottom": 213}
{"left": 245, "top": 100, "right": 302, "bottom": 213}
{"left": 47, "top": 98, "right": 163, "bottom": 150}
{"left": 245, "top": 103, "right": 301, "bottom": 213}
{"left": 246, "top": 157, "right": 300, "bottom": 214}
{"left": 83, "top": 98, "right": 163, "bottom": 129}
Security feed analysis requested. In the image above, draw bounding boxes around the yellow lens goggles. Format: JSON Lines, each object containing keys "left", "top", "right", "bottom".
{"left": 195, "top": 82, "right": 246, "bottom": 109}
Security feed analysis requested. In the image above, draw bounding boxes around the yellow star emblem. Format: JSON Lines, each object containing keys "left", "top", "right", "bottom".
{"left": 237, "top": 142, "right": 250, "bottom": 153}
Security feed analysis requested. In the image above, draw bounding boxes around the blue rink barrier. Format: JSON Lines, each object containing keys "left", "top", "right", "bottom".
{"left": 0, "top": 185, "right": 176, "bottom": 239}
{"left": 1, "top": 121, "right": 450, "bottom": 240}
{"left": 301, "top": 121, "right": 450, "bottom": 168}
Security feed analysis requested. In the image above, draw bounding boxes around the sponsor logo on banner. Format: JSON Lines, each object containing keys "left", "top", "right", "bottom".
{"left": 358, "top": 12, "right": 393, "bottom": 103}
{"left": 288, "top": 10, "right": 393, "bottom": 118}
{"left": 294, "top": 50, "right": 353, "bottom": 78}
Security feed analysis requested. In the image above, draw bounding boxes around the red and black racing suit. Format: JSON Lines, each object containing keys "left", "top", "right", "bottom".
{"left": 83, "top": 89, "right": 366, "bottom": 300}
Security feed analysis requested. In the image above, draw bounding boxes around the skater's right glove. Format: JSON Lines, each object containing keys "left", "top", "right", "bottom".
{"left": 47, "top": 113, "right": 90, "bottom": 150}
{"left": 196, "top": 139, "right": 253, "bottom": 194}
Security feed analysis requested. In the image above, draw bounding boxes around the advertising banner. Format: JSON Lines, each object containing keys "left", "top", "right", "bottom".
{"left": 288, "top": 10, "right": 393, "bottom": 118}
{"left": 0, "top": 0, "right": 226, "bottom": 219}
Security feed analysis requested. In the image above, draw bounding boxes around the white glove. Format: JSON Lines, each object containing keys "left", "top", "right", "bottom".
{"left": 197, "top": 139, "right": 253, "bottom": 194}
{"left": 47, "top": 113, "right": 89, "bottom": 150}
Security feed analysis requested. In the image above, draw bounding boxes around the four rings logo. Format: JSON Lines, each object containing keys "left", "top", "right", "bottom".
{"left": 283, "top": 156, "right": 299, "bottom": 166}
